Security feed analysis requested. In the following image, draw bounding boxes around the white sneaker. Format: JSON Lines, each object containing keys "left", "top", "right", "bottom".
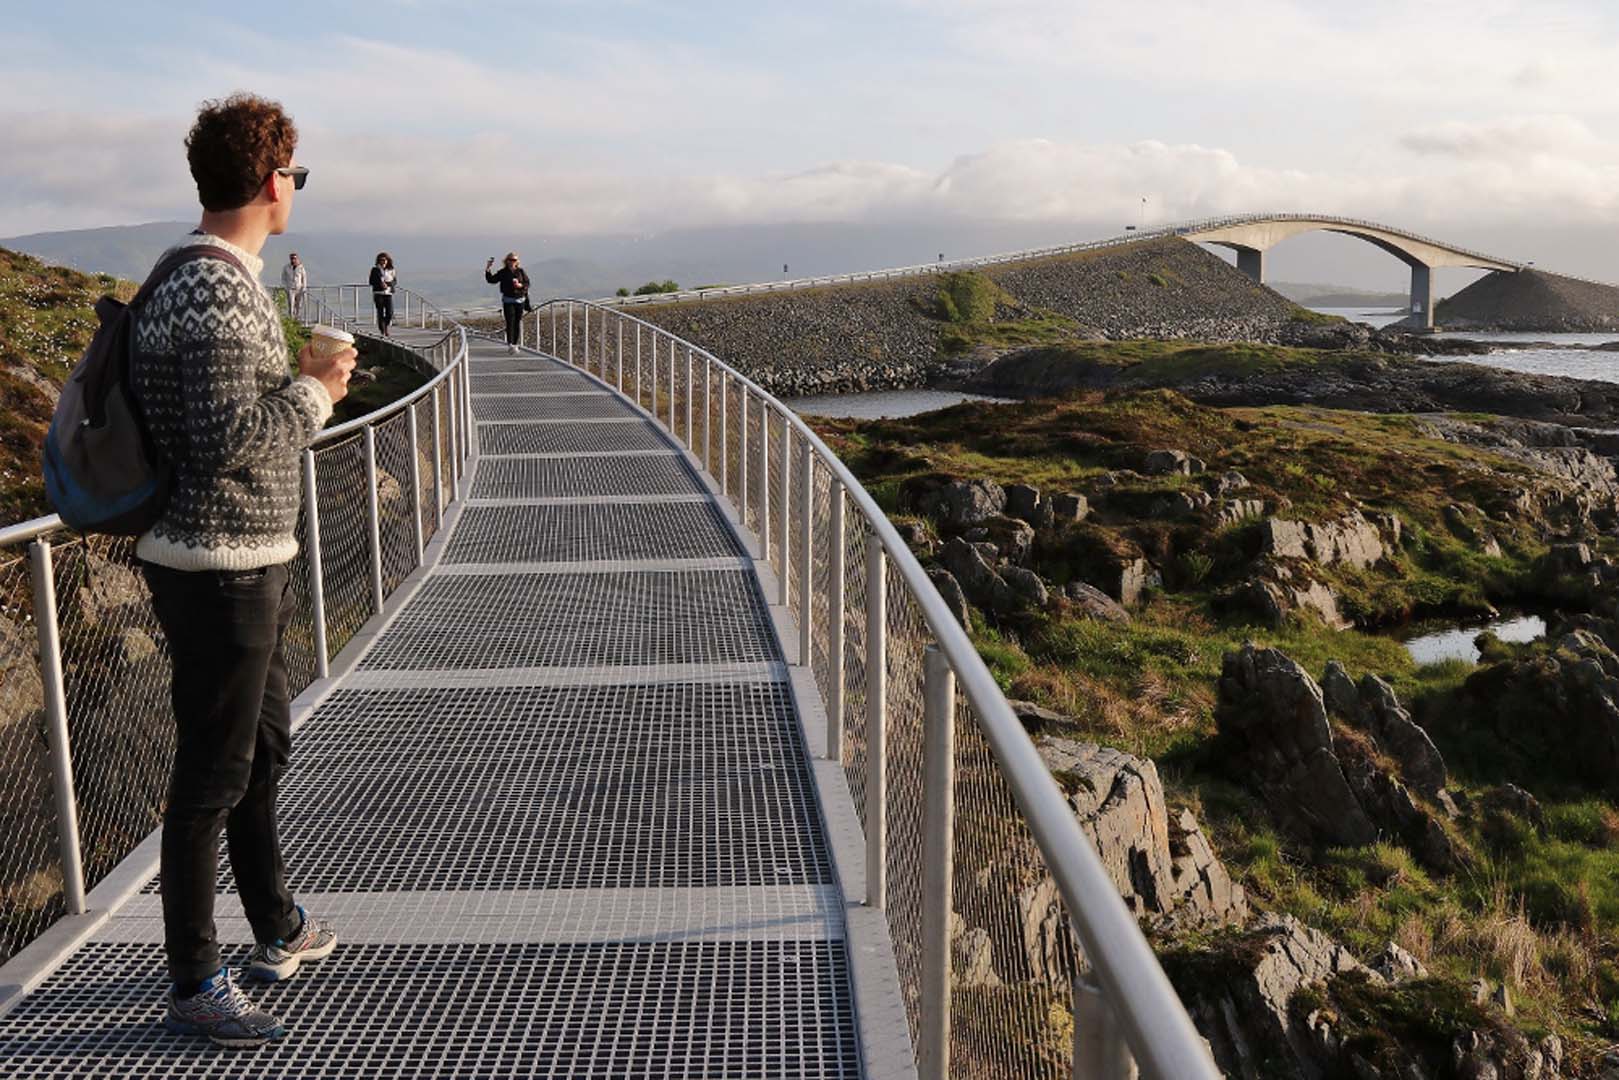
{"left": 508, "top": 343, "right": 518, "bottom": 355}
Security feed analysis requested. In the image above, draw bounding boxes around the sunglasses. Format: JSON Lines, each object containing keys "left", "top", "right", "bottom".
{"left": 273, "top": 165, "right": 309, "bottom": 191}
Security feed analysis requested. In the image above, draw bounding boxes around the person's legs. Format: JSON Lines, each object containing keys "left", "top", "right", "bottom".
{"left": 143, "top": 563, "right": 289, "bottom": 994}
{"left": 503, "top": 302, "right": 521, "bottom": 346}
{"left": 226, "top": 565, "right": 298, "bottom": 945}
{"left": 374, "top": 295, "right": 392, "bottom": 336}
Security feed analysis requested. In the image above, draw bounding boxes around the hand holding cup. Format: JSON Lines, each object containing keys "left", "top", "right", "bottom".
{"left": 301, "top": 325, "right": 358, "bottom": 404}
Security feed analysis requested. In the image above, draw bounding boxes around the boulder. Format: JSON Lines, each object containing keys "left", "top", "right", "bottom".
{"left": 1481, "top": 783, "right": 1544, "bottom": 831}
{"left": 0, "top": 614, "right": 44, "bottom": 735}
{"left": 1263, "top": 513, "right": 1385, "bottom": 569}
{"left": 1461, "top": 625, "right": 1619, "bottom": 793}
{"left": 75, "top": 551, "right": 148, "bottom": 627}
{"left": 895, "top": 519, "right": 934, "bottom": 553}
{"left": 1216, "top": 645, "right": 1378, "bottom": 847}
{"left": 1150, "top": 489, "right": 1214, "bottom": 519}
{"left": 1211, "top": 470, "right": 1251, "bottom": 495}
{"left": 1369, "top": 941, "right": 1428, "bottom": 983}
{"left": 1215, "top": 498, "right": 1266, "bottom": 529}
{"left": 1003, "top": 739, "right": 1246, "bottom": 964}
{"left": 940, "top": 538, "right": 1016, "bottom": 613}
{"left": 1115, "top": 557, "right": 1156, "bottom": 608}
{"left": 1228, "top": 564, "right": 1350, "bottom": 630}
{"left": 1061, "top": 581, "right": 1132, "bottom": 623}
{"left": 1144, "top": 449, "right": 1194, "bottom": 475}
{"left": 920, "top": 478, "right": 1007, "bottom": 529}
{"left": 1185, "top": 915, "right": 1381, "bottom": 1079}
{"left": 1000, "top": 565, "right": 1050, "bottom": 607}
{"left": 927, "top": 568, "right": 970, "bottom": 627}
{"left": 1006, "top": 699, "right": 1071, "bottom": 731}
{"left": 1049, "top": 493, "right": 1089, "bottom": 523}
{"left": 1005, "top": 483, "right": 1041, "bottom": 521}
{"left": 1321, "top": 662, "right": 1449, "bottom": 797}
{"left": 1221, "top": 645, "right": 1461, "bottom": 872}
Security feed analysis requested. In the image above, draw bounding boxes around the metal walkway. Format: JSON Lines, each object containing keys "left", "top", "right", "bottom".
{"left": 0, "top": 331, "right": 866, "bottom": 1077}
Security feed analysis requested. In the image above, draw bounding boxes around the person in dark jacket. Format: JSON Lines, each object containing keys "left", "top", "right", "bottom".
{"left": 368, "top": 252, "right": 395, "bottom": 337}
{"left": 484, "top": 251, "right": 531, "bottom": 354}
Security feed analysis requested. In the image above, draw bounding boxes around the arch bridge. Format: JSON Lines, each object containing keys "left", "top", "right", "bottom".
{"left": 1178, "top": 213, "right": 1524, "bottom": 328}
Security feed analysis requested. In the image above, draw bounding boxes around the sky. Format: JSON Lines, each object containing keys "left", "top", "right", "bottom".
{"left": 4, "top": 0, "right": 1619, "bottom": 287}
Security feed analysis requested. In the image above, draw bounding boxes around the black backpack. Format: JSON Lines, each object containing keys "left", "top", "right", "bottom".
{"left": 43, "top": 245, "right": 247, "bottom": 534}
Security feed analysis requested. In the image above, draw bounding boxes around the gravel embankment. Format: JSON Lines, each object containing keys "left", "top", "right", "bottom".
{"left": 1438, "top": 268, "right": 1619, "bottom": 332}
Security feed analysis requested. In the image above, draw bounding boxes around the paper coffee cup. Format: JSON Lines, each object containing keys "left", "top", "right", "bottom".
{"left": 309, "top": 324, "right": 355, "bottom": 359}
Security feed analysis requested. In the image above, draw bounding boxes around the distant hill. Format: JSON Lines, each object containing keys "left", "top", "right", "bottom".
{"left": 1269, "top": 280, "right": 1408, "bottom": 309}
{"left": 1437, "top": 268, "right": 1619, "bottom": 332}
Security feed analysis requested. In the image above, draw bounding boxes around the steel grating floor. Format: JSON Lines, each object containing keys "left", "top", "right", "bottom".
{"left": 478, "top": 421, "right": 673, "bottom": 456}
{"left": 445, "top": 503, "right": 743, "bottom": 563}
{"left": 472, "top": 393, "right": 642, "bottom": 422}
{"left": 3, "top": 941, "right": 860, "bottom": 1079}
{"left": 470, "top": 454, "right": 700, "bottom": 499}
{"left": 0, "top": 341, "right": 865, "bottom": 1077}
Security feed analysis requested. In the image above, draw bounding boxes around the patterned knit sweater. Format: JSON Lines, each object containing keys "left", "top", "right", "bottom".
{"left": 132, "top": 233, "right": 334, "bottom": 571}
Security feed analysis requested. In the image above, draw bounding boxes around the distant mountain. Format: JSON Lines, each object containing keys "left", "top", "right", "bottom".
{"left": 1269, "top": 280, "right": 1408, "bottom": 309}
{"left": 1, "top": 220, "right": 1115, "bottom": 310}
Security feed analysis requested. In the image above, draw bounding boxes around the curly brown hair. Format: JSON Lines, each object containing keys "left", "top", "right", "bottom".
{"left": 185, "top": 93, "right": 298, "bottom": 212}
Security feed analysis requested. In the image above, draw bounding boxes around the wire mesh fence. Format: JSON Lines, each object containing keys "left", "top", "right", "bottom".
{"left": 0, "top": 327, "right": 470, "bottom": 969}
{"left": 0, "top": 552, "right": 62, "bottom": 966}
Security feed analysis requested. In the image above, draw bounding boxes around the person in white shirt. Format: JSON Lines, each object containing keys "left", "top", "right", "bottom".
{"left": 280, "top": 252, "right": 306, "bottom": 318}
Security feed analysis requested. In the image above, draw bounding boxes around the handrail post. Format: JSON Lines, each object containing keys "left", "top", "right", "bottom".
{"left": 826, "top": 482, "right": 846, "bottom": 760}
{"left": 718, "top": 372, "right": 728, "bottom": 496}
{"left": 407, "top": 403, "right": 424, "bottom": 564}
{"left": 778, "top": 419, "right": 792, "bottom": 605}
{"left": 703, "top": 357, "right": 712, "bottom": 471}
{"left": 616, "top": 320, "right": 624, "bottom": 392}
{"left": 865, "top": 535, "right": 888, "bottom": 908}
{"left": 758, "top": 401, "right": 770, "bottom": 562}
{"left": 431, "top": 383, "right": 445, "bottom": 522}
{"left": 651, "top": 333, "right": 658, "bottom": 415}
{"left": 461, "top": 350, "right": 474, "bottom": 461}
{"left": 635, "top": 324, "right": 643, "bottom": 404}
{"left": 567, "top": 302, "right": 574, "bottom": 366}
{"left": 302, "top": 450, "right": 330, "bottom": 679}
{"left": 920, "top": 645, "right": 957, "bottom": 1080}
{"left": 582, "top": 305, "right": 589, "bottom": 372}
{"left": 668, "top": 342, "right": 677, "bottom": 432}
{"left": 1075, "top": 976, "right": 1139, "bottom": 1080}
{"left": 362, "top": 427, "right": 384, "bottom": 614}
{"left": 685, "top": 347, "right": 693, "bottom": 448}
{"left": 798, "top": 450, "right": 814, "bottom": 665}
{"left": 738, "top": 387, "right": 748, "bottom": 524}
{"left": 446, "top": 370, "right": 460, "bottom": 499}
{"left": 550, "top": 305, "right": 557, "bottom": 355}
{"left": 28, "top": 539, "right": 86, "bottom": 915}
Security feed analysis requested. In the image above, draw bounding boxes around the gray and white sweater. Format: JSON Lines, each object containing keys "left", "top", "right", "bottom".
{"left": 132, "top": 233, "right": 334, "bottom": 571}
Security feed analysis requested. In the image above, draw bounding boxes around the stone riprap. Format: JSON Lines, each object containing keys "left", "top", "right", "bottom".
{"left": 1438, "top": 267, "right": 1619, "bottom": 332}
{"left": 560, "top": 238, "right": 1311, "bottom": 396}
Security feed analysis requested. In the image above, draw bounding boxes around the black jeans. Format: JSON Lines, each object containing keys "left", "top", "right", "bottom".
{"left": 374, "top": 293, "right": 393, "bottom": 334}
{"left": 502, "top": 300, "right": 523, "bottom": 345}
{"left": 142, "top": 562, "right": 300, "bottom": 989}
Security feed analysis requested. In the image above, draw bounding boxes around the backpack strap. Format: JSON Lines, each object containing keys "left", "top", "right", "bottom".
{"left": 129, "top": 243, "right": 252, "bottom": 309}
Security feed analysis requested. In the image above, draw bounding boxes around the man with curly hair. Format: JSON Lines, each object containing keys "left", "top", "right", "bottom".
{"left": 131, "top": 92, "right": 354, "bottom": 1047}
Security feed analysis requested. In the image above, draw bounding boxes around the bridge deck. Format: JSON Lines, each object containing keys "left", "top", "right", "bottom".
{"left": 0, "top": 332, "right": 866, "bottom": 1077}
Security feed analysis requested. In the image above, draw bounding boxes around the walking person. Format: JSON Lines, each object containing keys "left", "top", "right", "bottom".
{"left": 279, "top": 251, "right": 306, "bottom": 319}
{"left": 484, "top": 251, "right": 531, "bottom": 354}
{"left": 131, "top": 93, "right": 354, "bottom": 1047}
{"left": 369, "top": 251, "right": 396, "bottom": 337}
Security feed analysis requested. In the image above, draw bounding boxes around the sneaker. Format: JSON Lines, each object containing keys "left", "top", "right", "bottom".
{"left": 243, "top": 905, "right": 337, "bottom": 983}
{"left": 508, "top": 343, "right": 518, "bottom": 355}
{"left": 165, "top": 968, "right": 285, "bottom": 1047}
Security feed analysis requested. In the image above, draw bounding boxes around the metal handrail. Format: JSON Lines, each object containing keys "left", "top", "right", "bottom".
{"left": 533, "top": 296, "right": 1218, "bottom": 1079}
{"left": 0, "top": 326, "right": 469, "bottom": 551}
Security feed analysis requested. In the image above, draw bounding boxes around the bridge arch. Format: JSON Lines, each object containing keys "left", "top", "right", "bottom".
{"left": 1180, "top": 214, "right": 1522, "bottom": 329}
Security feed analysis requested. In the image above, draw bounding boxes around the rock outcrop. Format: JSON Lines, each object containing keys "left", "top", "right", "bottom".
{"left": 1261, "top": 512, "right": 1387, "bottom": 570}
{"left": 1217, "top": 645, "right": 1461, "bottom": 870}
{"left": 1460, "top": 619, "right": 1619, "bottom": 793}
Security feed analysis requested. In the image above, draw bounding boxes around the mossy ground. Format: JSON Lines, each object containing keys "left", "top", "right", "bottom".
{"left": 808, "top": 378, "right": 1619, "bottom": 1061}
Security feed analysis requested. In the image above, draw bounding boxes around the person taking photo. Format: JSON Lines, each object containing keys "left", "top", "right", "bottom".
{"left": 484, "top": 251, "right": 531, "bottom": 354}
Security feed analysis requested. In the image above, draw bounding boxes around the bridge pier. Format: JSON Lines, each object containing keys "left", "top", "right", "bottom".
{"left": 1409, "top": 263, "right": 1434, "bottom": 330}
{"left": 1235, "top": 247, "right": 1263, "bottom": 283}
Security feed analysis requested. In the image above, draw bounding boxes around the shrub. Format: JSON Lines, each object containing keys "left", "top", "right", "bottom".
{"left": 629, "top": 280, "right": 680, "bottom": 296}
{"left": 937, "top": 271, "right": 996, "bottom": 325}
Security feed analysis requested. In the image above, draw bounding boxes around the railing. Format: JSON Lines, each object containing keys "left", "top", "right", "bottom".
{"left": 473, "top": 211, "right": 1525, "bottom": 313}
{"left": 0, "top": 306, "right": 473, "bottom": 973}
{"left": 532, "top": 297, "right": 1217, "bottom": 1080}
{"left": 293, "top": 284, "right": 452, "bottom": 335}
